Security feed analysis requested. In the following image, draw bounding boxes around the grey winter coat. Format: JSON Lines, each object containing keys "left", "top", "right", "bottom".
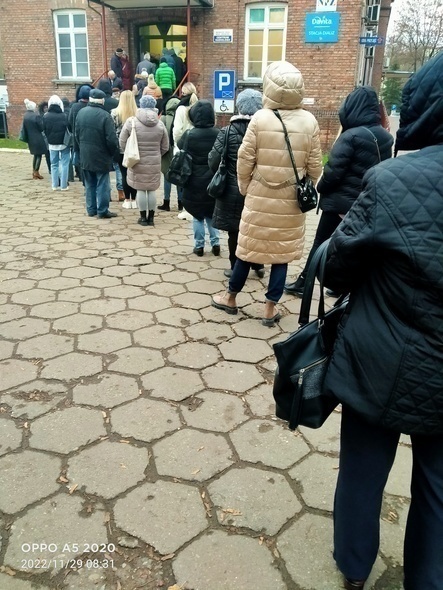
{"left": 119, "top": 108, "right": 169, "bottom": 191}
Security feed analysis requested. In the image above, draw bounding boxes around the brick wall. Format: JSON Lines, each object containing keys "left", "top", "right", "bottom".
{"left": 1, "top": 0, "right": 381, "bottom": 150}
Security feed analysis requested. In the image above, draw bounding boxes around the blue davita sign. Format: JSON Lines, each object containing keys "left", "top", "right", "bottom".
{"left": 305, "top": 12, "right": 340, "bottom": 43}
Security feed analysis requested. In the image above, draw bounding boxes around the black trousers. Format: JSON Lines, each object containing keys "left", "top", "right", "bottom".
{"left": 300, "top": 211, "right": 342, "bottom": 276}
{"left": 334, "top": 405, "right": 443, "bottom": 589}
{"left": 227, "top": 230, "right": 263, "bottom": 272}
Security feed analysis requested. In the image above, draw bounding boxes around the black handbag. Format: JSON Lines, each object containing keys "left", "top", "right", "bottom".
{"left": 273, "top": 240, "right": 348, "bottom": 430}
{"left": 273, "top": 109, "right": 318, "bottom": 213}
{"left": 165, "top": 131, "right": 192, "bottom": 188}
{"left": 207, "top": 125, "right": 230, "bottom": 199}
{"left": 63, "top": 128, "right": 73, "bottom": 148}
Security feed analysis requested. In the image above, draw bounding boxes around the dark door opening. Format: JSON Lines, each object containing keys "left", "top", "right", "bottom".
{"left": 137, "top": 23, "right": 187, "bottom": 70}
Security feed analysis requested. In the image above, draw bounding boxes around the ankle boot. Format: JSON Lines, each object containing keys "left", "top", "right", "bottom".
{"left": 284, "top": 273, "right": 306, "bottom": 296}
{"left": 117, "top": 189, "right": 125, "bottom": 202}
{"left": 157, "top": 201, "right": 170, "bottom": 211}
{"left": 32, "top": 170, "right": 39, "bottom": 180}
{"left": 147, "top": 210, "right": 155, "bottom": 226}
{"left": 178, "top": 200, "right": 184, "bottom": 211}
{"left": 138, "top": 210, "right": 148, "bottom": 226}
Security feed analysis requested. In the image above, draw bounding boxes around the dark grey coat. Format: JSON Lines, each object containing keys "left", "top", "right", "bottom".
{"left": 22, "top": 111, "right": 47, "bottom": 155}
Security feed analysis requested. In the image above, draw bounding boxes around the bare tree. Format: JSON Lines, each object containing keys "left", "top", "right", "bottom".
{"left": 388, "top": 0, "right": 443, "bottom": 71}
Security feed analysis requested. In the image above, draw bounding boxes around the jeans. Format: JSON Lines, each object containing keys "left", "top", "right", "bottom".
{"left": 50, "top": 146, "right": 70, "bottom": 189}
{"left": 334, "top": 405, "right": 443, "bottom": 589}
{"left": 229, "top": 260, "right": 287, "bottom": 302}
{"left": 82, "top": 170, "right": 111, "bottom": 217}
{"left": 113, "top": 160, "right": 123, "bottom": 191}
{"left": 193, "top": 217, "right": 219, "bottom": 248}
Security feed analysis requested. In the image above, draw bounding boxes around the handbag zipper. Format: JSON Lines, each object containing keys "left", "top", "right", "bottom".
{"left": 297, "top": 356, "right": 328, "bottom": 385}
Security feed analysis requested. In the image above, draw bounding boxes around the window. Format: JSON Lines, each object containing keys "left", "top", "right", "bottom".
{"left": 366, "top": 0, "right": 380, "bottom": 24}
{"left": 54, "top": 10, "right": 90, "bottom": 79}
{"left": 245, "top": 3, "right": 287, "bottom": 79}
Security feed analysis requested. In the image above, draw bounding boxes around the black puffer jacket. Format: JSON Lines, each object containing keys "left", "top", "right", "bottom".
{"left": 323, "top": 52, "right": 443, "bottom": 435}
{"left": 43, "top": 105, "right": 68, "bottom": 145}
{"left": 178, "top": 100, "right": 220, "bottom": 221}
{"left": 318, "top": 86, "right": 393, "bottom": 214}
{"left": 74, "top": 102, "right": 119, "bottom": 172}
{"left": 208, "top": 116, "right": 251, "bottom": 232}
{"left": 22, "top": 111, "right": 47, "bottom": 155}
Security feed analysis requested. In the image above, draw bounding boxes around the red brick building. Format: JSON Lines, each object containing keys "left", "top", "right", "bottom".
{"left": 0, "top": 0, "right": 393, "bottom": 148}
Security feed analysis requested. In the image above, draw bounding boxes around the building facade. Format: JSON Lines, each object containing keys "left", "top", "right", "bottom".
{"left": 0, "top": 0, "right": 393, "bottom": 148}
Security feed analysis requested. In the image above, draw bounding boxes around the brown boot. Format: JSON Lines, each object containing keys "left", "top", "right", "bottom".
{"left": 35, "top": 170, "right": 43, "bottom": 179}
{"left": 117, "top": 189, "right": 125, "bottom": 202}
{"left": 32, "top": 170, "right": 39, "bottom": 179}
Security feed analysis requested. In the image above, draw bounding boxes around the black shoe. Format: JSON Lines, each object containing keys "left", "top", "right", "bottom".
{"left": 254, "top": 268, "right": 265, "bottom": 279}
{"left": 284, "top": 275, "right": 305, "bottom": 296}
{"left": 98, "top": 211, "right": 118, "bottom": 219}
{"left": 212, "top": 245, "right": 221, "bottom": 256}
{"left": 193, "top": 247, "right": 204, "bottom": 257}
{"left": 138, "top": 217, "right": 148, "bottom": 226}
{"left": 147, "top": 210, "right": 155, "bottom": 226}
{"left": 326, "top": 289, "right": 340, "bottom": 298}
{"left": 157, "top": 202, "right": 170, "bottom": 211}
{"left": 344, "top": 579, "right": 366, "bottom": 590}
{"left": 178, "top": 201, "right": 184, "bottom": 211}
{"left": 224, "top": 269, "right": 233, "bottom": 278}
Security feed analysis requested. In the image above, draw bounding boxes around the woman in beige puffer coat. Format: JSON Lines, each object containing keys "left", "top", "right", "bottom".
{"left": 119, "top": 94, "right": 169, "bottom": 226}
{"left": 212, "top": 60, "right": 322, "bottom": 326}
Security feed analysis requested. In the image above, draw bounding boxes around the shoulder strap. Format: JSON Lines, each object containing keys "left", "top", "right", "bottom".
{"left": 273, "top": 110, "right": 302, "bottom": 186}
{"left": 221, "top": 125, "right": 230, "bottom": 162}
{"left": 362, "top": 126, "right": 381, "bottom": 162}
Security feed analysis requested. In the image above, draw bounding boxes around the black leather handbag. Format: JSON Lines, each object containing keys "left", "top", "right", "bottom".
{"left": 166, "top": 131, "right": 192, "bottom": 188}
{"left": 273, "top": 240, "right": 348, "bottom": 430}
{"left": 273, "top": 109, "right": 318, "bottom": 213}
{"left": 207, "top": 125, "right": 230, "bottom": 199}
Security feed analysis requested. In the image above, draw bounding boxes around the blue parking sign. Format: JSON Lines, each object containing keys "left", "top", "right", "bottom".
{"left": 214, "top": 70, "right": 235, "bottom": 100}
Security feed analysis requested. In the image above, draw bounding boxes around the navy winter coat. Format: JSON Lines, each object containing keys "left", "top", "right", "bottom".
{"left": 208, "top": 116, "right": 251, "bottom": 232}
{"left": 74, "top": 102, "right": 119, "bottom": 173}
{"left": 318, "top": 86, "right": 393, "bottom": 214}
{"left": 42, "top": 105, "right": 68, "bottom": 145}
{"left": 323, "top": 53, "right": 443, "bottom": 435}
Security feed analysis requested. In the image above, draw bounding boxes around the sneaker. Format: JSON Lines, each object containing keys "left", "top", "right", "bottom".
{"left": 122, "top": 200, "right": 132, "bottom": 209}
{"left": 61, "top": 187, "right": 69, "bottom": 191}
{"left": 52, "top": 187, "right": 60, "bottom": 191}
{"left": 178, "top": 209, "right": 193, "bottom": 221}
{"left": 131, "top": 200, "right": 138, "bottom": 209}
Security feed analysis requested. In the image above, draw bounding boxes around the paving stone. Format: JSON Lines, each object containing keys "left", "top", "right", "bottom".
{"left": 2, "top": 381, "right": 67, "bottom": 419}
{"left": 208, "top": 466, "right": 301, "bottom": 534}
{"left": 114, "top": 480, "right": 207, "bottom": 555}
{"left": 36, "top": 277, "right": 81, "bottom": 290}
{"left": 0, "top": 575, "right": 39, "bottom": 589}
{"left": 231, "top": 419, "right": 310, "bottom": 469}
{"left": 4, "top": 494, "right": 107, "bottom": 572}
{"left": 380, "top": 495, "right": 409, "bottom": 565}
{"left": 218, "top": 336, "right": 273, "bottom": 364}
{"left": 134, "top": 324, "right": 185, "bottom": 349}
{"left": 11, "top": 289, "right": 56, "bottom": 305}
{"left": 58, "top": 287, "right": 102, "bottom": 302}
{"left": 173, "top": 530, "right": 286, "bottom": 590}
{"left": 111, "top": 398, "right": 180, "bottom": 442}
{"left": 68, "top": 248, "right": 100, "bottom": 259}
{"left": 40, "top": 352, "right": 102, "bottom": 381}
{"left": 103, "top": 265, "right": 138, "bottom": 277}
{"left": 61, "top": 266, "right": 102, "bottom": 279}
{"left": 154, "top": 428, "right": 233, "bottom": 481}
{"left": 182, "top": 391, "right": 248, "bottom": 432}
{"left": 0, "top": 317, "right": 50, "bottom": 340}
{"left": 385, "top": 444, "right": 412, "bottom": 498}
{"left": 105, "top": 309, "right": 154, "bottom": 331}
{"left": 127, "top": 294, "right": 171, "bottom": 313}
{"left": 103, "top": 284, "right": 145, "bottom": 299}
{"left": 171, "top": 292, "right": 212, "bottom": 310}
{"left": 298, "top": 410, "right": 342, "bottom": 454}
{"left": 202, "top": 361, "right": 264, "bottom": 393}
{"left": 30, "top": 407, "right": 106, "bottom": 454}
{"left": 16, "top": 333, "right": 74, "bottom": 360}
{"left": 83, "top": 256, "right": 117, "bottom": 268}
{"left": 184, "top": 321, "right": 233, "bottom": 345}
{"left": 0, "top": 359, "right": 38, "bottom": 391}
{"left": 0, "top": 418, "right": 23, "bottom": 456}
{"left": 82, "top": 275, "right": 121, "bottom": 288}
{"left": 245, "top": 383, "right": 277, "bottom": 417}
{"left": 186, "top": 278, "right": 221, "bottom": 295}
{"left": 154, "top": 306, "right": 201, "bottom": 327}
{"left": 142, "top": 367, "right": 204, "bottom": 401}
{"left": 0, "top": 450, "right": 61, "bottom": 513}
{"left": 53, "top": 312, "right": 103, "bottom": 334}
{"left": 30, "top": 301, "right": 79, "bottom": 319}
{"left": 148, "top": 281, "right": 187, "bottom": 296}
{"left": 167, "top": 341, "right": 219, "bottom": 369}
{"left": 44, "top": 258, "right": 79, "bottom": 270}
{"left": 73, "top": 373, "right": 139, "bottom": 408}
{"left": 277, "top": 513, "right": 386, "bottom": 589}
{"left": 0, "top": 278, "right": 36, "bottom": 294}
{"left": 107, "top": 346, "right": 164, "bottom": 375}
{"left": 289, "top": 454, "right": 338, "bottom": 512}
{"left": 0, "top": 339, "right": 14, "bottom": 360}
{"left": 78, "top": 329, "right": 131, "bottom": 354}
{"left": 80, "top": 298, "right": 126, "bottom": 315}
{"left": 67, "top": 440, "right": 148, "bottom": 499}
{"left": 122, "top": 273, "right": 158, "bottom": 287}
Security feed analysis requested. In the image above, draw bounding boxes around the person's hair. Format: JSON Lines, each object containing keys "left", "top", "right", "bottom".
{"left": 181, "top": 82, "right": 198, "bottom": 106}
{"left": 113, "top": 90, "right": 137, "bottom": 124}
{"left": 236, "top": 88, "right": 262, "bottom": 116}
{"left": 160, "top": 57, "right": 167, "bottom": 64}
{"left": 108, "top": 70, "right": 115, "bottom": 78}
{"left": 143, "top": 52, "right": 150, "bottom": 60}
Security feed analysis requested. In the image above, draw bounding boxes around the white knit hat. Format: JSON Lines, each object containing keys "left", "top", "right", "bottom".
{"left": 24, "top": 98, "right": 37, "bottom": 111}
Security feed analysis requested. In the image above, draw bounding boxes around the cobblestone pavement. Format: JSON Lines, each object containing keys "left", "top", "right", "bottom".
{"left": 0, "top": 151, "right": 408, "bottom": 590}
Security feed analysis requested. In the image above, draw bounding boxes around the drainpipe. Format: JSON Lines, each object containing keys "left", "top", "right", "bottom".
{"left": 187, "top": 0, "right": 191, "bottom": 84}
{"left": 88, "top": 0, "right": 107, "bottom": 75}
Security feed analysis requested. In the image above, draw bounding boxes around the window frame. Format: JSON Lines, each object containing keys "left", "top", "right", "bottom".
{"left": 244, "top": 3, "right": 288, "bottom": 81}
{"left": 53, "top": 9, "right": 90, "bottom": 80}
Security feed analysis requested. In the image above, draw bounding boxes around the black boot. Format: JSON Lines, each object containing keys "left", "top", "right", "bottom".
{"left": 178, "top": 200, "right": 184, "bottom": 211}
{"left": 138, "top": 210, "right": 148, "bottom": 226}
{"left": 284, "top": 274, "right": 306, "bottom": 296}
{"left": 147, "top": 210, "right": 155, "bottom": 226}
{"left": 157, "top": 201, "right": 170, "bottom": 211}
